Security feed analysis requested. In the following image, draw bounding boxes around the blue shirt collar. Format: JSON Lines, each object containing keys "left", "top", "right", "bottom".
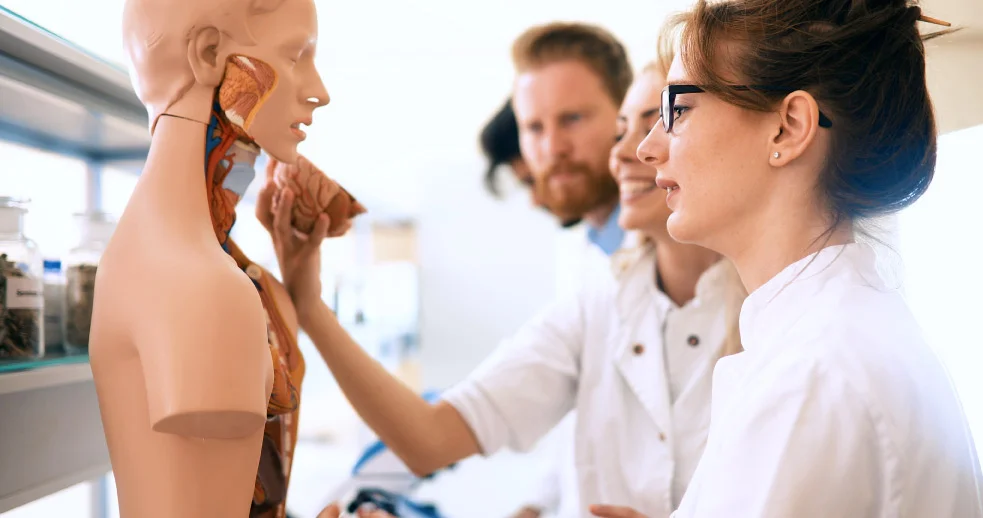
{"left": 586, "top": 204, "right": 624, "bottom": 257}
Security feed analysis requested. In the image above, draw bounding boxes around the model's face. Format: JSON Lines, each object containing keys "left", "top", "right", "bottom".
{"left": 610, "top": 70, "right": 671, "bottom": 238}
{"left": 513, "top": 60, "right": 620, "bottom": 225}
{"left": 636, "top": 53, "right": 776, "bottom": 250}
{"left": 227, "top": 0, "right": 329, "bottom": 164}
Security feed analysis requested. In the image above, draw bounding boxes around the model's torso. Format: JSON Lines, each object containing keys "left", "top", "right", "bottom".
{"left": 90, "top": 210, "right": 270, "bottom": 518}
{"left": 224, "top": 240, "right": 306, "bottom": 518}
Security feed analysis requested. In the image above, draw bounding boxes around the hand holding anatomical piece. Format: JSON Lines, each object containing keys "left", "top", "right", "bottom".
{"left": 256, "top": 154, "right": 365, "bottom": 315}
{"left": 267, "top": 154, "right": 366, "bottom": 235}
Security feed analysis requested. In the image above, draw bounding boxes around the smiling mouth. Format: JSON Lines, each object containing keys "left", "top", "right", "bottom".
{"left": 656, "top": 177, "right": 679, "bottom": 191}
{"left": 619, "top": 177, "right": 660, "bottom": 202}
{"left": 621, "top": 178, "right": 659, "bottom": 195}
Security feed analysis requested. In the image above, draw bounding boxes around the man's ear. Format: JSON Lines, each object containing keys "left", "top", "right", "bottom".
{"left": 186, "top": 26, "right": 228, "bottom": 87}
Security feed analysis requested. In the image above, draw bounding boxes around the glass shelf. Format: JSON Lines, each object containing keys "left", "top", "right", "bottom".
{"left": 0, "top": 3, "right": 150, "bottom": 167}
{"left": 0, "top": 3, "right": 127, "bottom": 71}
{"left": 0, "top": 351, "right": 89, "bottom": 374}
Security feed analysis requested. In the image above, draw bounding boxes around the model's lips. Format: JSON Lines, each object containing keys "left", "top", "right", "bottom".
{"left": 290, "top": 121, "right": 309, "bottom": 140}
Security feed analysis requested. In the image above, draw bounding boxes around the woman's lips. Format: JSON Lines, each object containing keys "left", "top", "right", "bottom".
{"left": 619, "top": 177, "right": 659, "bottom": 203}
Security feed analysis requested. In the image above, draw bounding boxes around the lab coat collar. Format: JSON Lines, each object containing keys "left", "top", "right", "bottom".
{"left": 738, "top": 242, "right": 883, "bottom": 352}
{"left": 611, "top": 245, "right": 733, "bottom": 437}
{"left": 612, "top": 244, "right": 734, "bottom": 315}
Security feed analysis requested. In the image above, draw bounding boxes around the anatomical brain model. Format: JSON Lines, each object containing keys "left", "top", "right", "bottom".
{"left": 269, "top": 155, "right": 367, "bottom": 233}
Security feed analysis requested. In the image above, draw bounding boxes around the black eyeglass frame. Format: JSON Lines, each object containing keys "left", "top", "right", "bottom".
{"left": 660, "top": 84, "right": 834, "bottom": 133}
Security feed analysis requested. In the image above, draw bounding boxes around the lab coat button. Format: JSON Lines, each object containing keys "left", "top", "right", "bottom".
{"left": 687, "top": 335, "right": 700, "bottom": 347}
{"left": 633, "top": 343, "right": 645, "bottom": 355}
{"left": 659, "top": 432, "right": 666, "bottom": 441}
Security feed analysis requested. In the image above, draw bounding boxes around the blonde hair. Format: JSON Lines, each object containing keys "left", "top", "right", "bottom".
{"left": 716, "top": 259, "right": 747, "bottom": 358}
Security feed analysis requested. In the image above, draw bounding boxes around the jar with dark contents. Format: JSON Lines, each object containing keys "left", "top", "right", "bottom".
{"left": 63, "top": 212, "right": 115, "bottom": 354}
{"left": 0, "top": 197, "right": 44, "bottom": 359}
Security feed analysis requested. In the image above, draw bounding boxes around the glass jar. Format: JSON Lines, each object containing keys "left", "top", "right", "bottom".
{"left": 63, "top": 212, "right": 115, "bottom": 354}
{"left": 43, "top": 259, "right": 65, "bottom": 351}
{"left": 0, "top": 197, "right": 44, "bottom": 359}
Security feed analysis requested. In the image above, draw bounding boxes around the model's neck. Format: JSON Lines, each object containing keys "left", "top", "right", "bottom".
{"left": 135, "top": 115, "right": 214, "bottom": 240}
{"left": 230, "top": 141, "right": 260, "bottom": 168}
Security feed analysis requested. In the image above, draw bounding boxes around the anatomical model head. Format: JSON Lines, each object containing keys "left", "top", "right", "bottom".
{"left": 122, "top": 0, "right": 329, "bottom": 164}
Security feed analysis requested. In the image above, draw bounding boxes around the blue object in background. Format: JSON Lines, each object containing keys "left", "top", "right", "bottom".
{"left": 342, "top": 390, "right": 451, "bottom": 518}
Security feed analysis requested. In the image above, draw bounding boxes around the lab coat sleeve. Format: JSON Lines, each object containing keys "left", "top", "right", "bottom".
{"left": 442, "top": 292, "right": 586, "bottom": 455}
{"left": 673, "top": 356, "right": 882, "bottom": 518}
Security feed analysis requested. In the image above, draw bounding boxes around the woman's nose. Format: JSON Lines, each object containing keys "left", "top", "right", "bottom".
{"left": 613, "top": 134, "right": 640, "bottom": 165}
{"left": 636, "top": 127, "right": 667, "bottom": 166}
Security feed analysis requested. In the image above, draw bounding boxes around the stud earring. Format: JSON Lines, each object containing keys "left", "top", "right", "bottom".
{"left": 773, "top": 152, "right": 781, "bottom": 159}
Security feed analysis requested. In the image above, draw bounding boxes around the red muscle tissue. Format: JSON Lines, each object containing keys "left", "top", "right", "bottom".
{"left": 268, "top": 155, "right": 367, "bottom": 234}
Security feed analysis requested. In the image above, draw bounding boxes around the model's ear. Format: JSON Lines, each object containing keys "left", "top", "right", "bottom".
{"left": 186, "top": 26, "right": 227, "bottom": 87}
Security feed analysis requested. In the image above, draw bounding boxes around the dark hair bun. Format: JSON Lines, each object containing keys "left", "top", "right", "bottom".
{"left": 672, "top": 0, "right": 941, "bottom": 221}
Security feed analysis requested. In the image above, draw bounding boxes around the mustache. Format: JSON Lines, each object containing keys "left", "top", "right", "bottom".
{"left": 544, "top": 160, "right": 592, "bottom": 178}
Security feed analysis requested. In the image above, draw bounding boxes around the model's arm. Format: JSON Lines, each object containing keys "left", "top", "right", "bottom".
{"left": 130, "top": 266, "right": 273, "bottom": 439}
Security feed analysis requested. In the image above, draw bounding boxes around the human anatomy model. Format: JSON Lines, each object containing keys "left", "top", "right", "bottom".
{"left": 89, "top": 1, "right": 360, "bottom": 517}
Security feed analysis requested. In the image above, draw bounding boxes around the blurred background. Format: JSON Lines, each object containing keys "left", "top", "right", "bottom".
{"left": 0, "top": 0, "right": 980, "bottom": 516}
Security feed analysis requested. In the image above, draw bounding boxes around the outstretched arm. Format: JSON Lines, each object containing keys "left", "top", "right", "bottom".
{"left": 256, "top": 175, "right": 477, "bottom": 476}
{"left": 257, "top": 168, "right": 584, "bottom": 476}
{"left": 298, "top": 297, "right": 480, "bottom": 475}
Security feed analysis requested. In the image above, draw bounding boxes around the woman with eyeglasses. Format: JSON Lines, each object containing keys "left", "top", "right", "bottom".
{"left": 634, "top": 1, "right": 983, "bottom": 516}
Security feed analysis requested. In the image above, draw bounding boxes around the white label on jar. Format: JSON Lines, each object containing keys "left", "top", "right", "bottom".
{"left": 4, "top": 277, "right": 43, "bottom": 310}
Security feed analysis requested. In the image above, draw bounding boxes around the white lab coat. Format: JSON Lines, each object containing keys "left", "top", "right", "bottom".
{"left": 445, "top": 244, "right": 734, "bottom": 517}
{"left": 673, "top": 243, "right": 983, "bottom": 518}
